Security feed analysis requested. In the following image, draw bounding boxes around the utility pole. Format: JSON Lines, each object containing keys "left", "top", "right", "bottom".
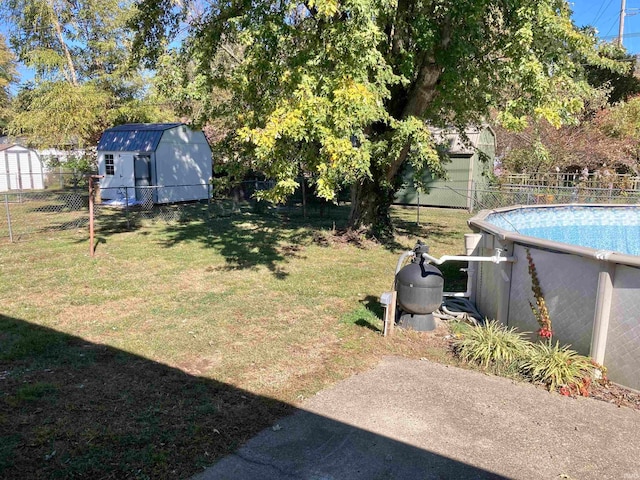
{"left": 619, "top": 0, "right": 627, "bottom": 47}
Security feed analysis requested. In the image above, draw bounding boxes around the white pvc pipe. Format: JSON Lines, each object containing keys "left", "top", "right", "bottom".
{"left": 429, "top": 244, "right": 515, "bottom": 299}
{"left": 421, "top": 249, "right": 515, "bottom": 265}
{"left": 393, "top": 250, "right": 415, "bottom": 290}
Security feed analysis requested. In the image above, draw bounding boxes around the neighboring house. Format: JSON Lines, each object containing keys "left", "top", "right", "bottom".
{"left": 96, "top": 123, "right": 212, "bottom": 204}
{"left": 38, "top": 147, "right": 87, "bottom": 166}
{"left": 0, "top": 143, "right": 45, "bottom": 192}
{"left": 395, "top": 125, "right": 496, "bottom": 210}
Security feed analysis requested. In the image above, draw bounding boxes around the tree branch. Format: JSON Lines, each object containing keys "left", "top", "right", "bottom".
{"left": 47, "top": 0, "right": 78, "bottom": 86}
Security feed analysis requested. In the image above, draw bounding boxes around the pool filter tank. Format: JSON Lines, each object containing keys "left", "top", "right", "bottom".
{"left": 395, "top": 242, "right": 444, "bottom": 331}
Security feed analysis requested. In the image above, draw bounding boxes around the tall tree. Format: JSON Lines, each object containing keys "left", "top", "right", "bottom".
{"left": 132, "top": 0, "right": 624, "bottom": 238}
{"left": 0, "top": 34, "right": 17, "bottom": 134}
{"left": 2, "top": 0, "right": 172, "bottom": 149}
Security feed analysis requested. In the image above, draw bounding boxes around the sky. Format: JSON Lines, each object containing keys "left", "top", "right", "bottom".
{"left": 2, "top": 1, "right": 639, "bottom": 90}
{"left": 571, "top": 0, "right": 640, "bottom": 54}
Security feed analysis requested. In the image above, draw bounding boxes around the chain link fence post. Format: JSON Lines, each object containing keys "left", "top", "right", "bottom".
{"left": 207, "top": 182, "right": 212, "bottom": 236}
{"left": 124, "top": 187, "right": 130, "bottom": 230}
{"left": 4, "top": 193, "right": 13, "bottom": 242}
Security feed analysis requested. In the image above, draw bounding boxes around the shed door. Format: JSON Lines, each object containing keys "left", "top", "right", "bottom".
{"left": 19, "top": 153, "right": 33, "bottom": 190}
{"left": 6, "top": 153, "right": 19, "bottom": 190}
{"left": 115, "top": 154, "right": 135, "bottom": 198}
{"left": 134, "top": 155, "right": 152, "bottom": 204}
{"left": 31, "top": 154, "right": 44, "bottom": 190}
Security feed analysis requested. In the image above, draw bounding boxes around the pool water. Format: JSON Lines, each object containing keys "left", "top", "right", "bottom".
{"left": 486, "top": 206, "right": 640, "bottom": 256}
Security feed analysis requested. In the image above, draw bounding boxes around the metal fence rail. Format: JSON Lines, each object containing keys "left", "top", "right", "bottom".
{"left": 499, "top": 172, "right": 640, "bottom": 190}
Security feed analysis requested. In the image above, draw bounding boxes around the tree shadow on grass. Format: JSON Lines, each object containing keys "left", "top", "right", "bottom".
{"left": 0, "top": 313, "right": 508, "bottom": 480}
{"left": 340, "top": 296, "right": 386, "bottom": 333}
{"left": 159, "top": 205, "right": 352, "bottom": 279}
{"left": 391, "top": 216, "right": 463, "bottom": 247}
{"left": 0, "top": 314, "right": 292, "bottom": 479}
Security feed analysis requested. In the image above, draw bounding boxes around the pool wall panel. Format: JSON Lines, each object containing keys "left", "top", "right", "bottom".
{"left": 475, "top": 234, "right": 501, "bottom": 321}
{"left": 507, "top": 245, "right": 599, "bottom": 355}
{"left": 606, "top": 265, "right": 640, "bottom": 391}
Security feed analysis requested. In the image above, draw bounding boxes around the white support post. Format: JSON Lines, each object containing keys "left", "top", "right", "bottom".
{"left": 590, "top": 263, "right": 616, "bottom": 365}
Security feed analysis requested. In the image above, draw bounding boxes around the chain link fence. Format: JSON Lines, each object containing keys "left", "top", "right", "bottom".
{"left": 4, "top": 179, "right": 640, "bottom": 243}
{"left": 1, "top": 190, "right": 90, "bottom": 242}
{"left": 1, "top": 170, "right": 94, "bottom": 192}
{"left": 472, "top": 184, "right": 640, "bottom": 211}
{"left": 0, "top": 179, "right": 346, "bottom": 243}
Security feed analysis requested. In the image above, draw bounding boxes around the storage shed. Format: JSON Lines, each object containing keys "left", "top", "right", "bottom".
{"left": 0, "top": 144, "right": 45, "bottom": 192}
{"left": 97, "top": 123, "right": 212, "bottom": 204}
{"left": 395, "top": 125, "right": 496, "bottom": 210}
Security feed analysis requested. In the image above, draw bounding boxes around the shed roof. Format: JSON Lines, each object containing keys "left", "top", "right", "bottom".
{"left": 430, "top": 125, "right": 495, "bottom": 156}
{"left": 0, "top": 144, "right": 14, "bottom": 152}
{"left": 97, "top": 123, "right": 184, "bottom": 152}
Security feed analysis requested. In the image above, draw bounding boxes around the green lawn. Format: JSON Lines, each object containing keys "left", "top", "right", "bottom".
{"left": 0, "top": 204, "right": 472, "bottom": 479}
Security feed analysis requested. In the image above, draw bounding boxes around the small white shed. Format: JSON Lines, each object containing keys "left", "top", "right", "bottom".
{"left": 0, "top": 144, "right": 45, "bottom": 192}
{"left": 96, "top": 123, "right": 212, "bottom": 204}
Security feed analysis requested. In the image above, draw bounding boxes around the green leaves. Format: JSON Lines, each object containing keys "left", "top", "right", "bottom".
{"left": 0, "top": 35, "right": 17, "bottom": 133}
{"left": 3, "top": 0, "right": 173, "bottom": 148}
{"left": 9, "top": 82, "right": 110, "bottom": 148}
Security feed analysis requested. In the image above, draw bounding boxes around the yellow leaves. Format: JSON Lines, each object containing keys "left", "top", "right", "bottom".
{"left": 331, "top": 78, "right": 383, "bottom": 132}
{"left": 333, "top": 80, "right": 375, "bottom": 107}
{"left": 306, "top": 0, "right": 339, "bottom": 18}
{"left": 534, "top": 106, "right": 562, "bottom": 129}
{"left": 497, "top": 110, "right": 529, "bottom": 132}
{"left": 238, "top": 106, "right": 305, "bottom": 151}
{"left": 321, "top": 136, "right": 355, "bottom": 167}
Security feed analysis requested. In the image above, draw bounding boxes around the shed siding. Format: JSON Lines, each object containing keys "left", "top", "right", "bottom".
{"left": 394, "top": 126, "right": 495, "bottom": 209}
{"left": 155, "top": 128, "right": 211, "bottom": 203}
{"left": 472, "top": 128, "right": 495, "bottom": 189}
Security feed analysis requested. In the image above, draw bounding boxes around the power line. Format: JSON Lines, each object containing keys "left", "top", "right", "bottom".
{"left": 604, "top": 15, "right": 621, "bottom": 37}
{"left": 601, "top": 31, "right": 640, "bottom": 39}
{"left": 592, "top": 0, "right": 616, "bottom": 26}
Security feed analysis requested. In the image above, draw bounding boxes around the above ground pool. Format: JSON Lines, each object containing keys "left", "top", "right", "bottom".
{"left": 468, "top": 204, "right": 640, "bottom": 392}
{"left": 485, "top": 205, "right": 640, "bottom": 256}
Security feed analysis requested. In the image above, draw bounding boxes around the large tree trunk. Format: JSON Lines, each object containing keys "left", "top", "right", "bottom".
{"left": 348, "top": 170, "right": 398, "bottom": 240}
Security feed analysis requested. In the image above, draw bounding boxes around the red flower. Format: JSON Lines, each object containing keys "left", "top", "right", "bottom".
{"left": 559, "top": 386, "right": 571, "bottom": 396}
{"left": 537, "top": 327, "right": 553, "bottom": 339}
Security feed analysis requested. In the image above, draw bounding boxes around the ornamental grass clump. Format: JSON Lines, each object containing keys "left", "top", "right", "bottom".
{"left": 453, "top": 320, "right": 531, "bottom": 369}
{"left": 520, "top": 341, "right": 598, "bottom": 394}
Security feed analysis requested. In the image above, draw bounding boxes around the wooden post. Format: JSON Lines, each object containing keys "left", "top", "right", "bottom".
{"left": 383, "top": 291, "right": 397, "bottom": 337}
{"left": 89, "top": 175, "right": 104, "bottom": 257}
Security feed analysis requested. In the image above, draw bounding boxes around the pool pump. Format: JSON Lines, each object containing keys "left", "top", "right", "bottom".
{"left": 394, "top": 241, "right": 445, "bottom": 331}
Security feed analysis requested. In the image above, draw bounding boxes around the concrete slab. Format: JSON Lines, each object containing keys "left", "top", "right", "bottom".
{"left": 194, "top": 357, "right": 640, "bottom": 480}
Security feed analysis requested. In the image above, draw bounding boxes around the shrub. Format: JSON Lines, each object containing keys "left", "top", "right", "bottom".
{"left": 453, "top": 320, "right": 531, "bottom": 369}
{"left": 521, "top": 341, "right": 598, "bottom": 394}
